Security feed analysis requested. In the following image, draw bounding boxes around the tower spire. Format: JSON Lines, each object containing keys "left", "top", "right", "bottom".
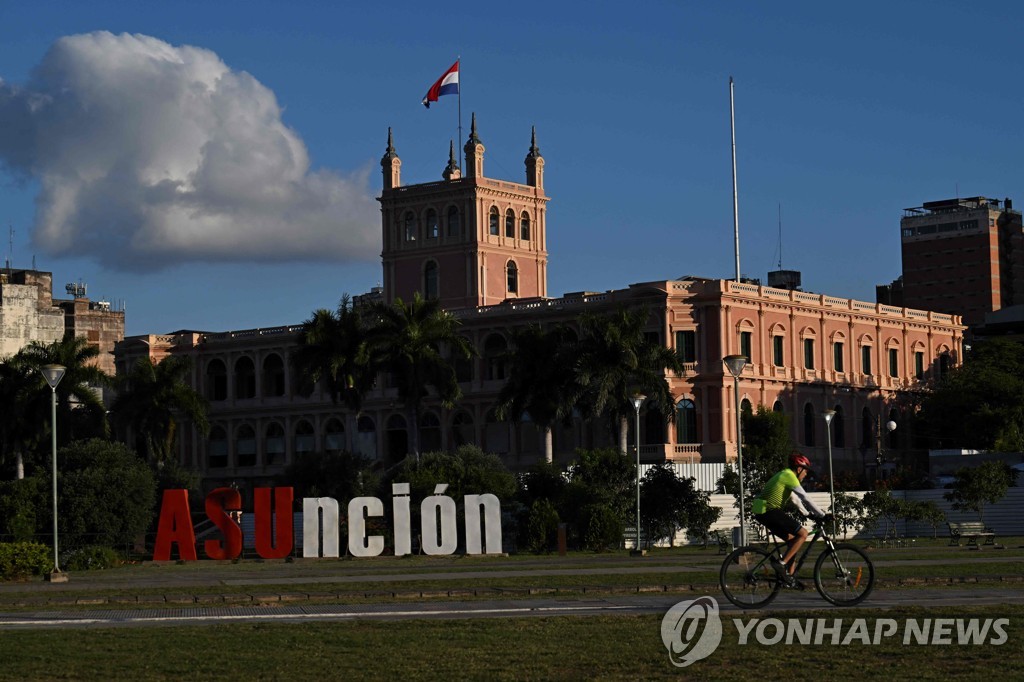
{"left": 463, "top": 113, "right": 485, "bottom": 179}
{"left": 524, "top": 125, "right": 544, "bottom": 189}
{"left": 381, "top": 126, "right": 401, "bottom": 190}
{"left": 442, "top": 140, "right": 461, "bottom": 180}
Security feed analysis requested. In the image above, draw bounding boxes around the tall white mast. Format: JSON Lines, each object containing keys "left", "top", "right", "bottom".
{"left": 730, "top": 77, "right": 741, "bottom": 282}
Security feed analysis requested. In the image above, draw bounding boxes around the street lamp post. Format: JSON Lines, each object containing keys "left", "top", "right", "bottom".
{"left": 631, "top": 393, "right": 646, "bottom": 556}
{"left": 823, "top": 409, "right": 836, "bottom": 535}
{"left": 874, "top": 415, "right": 898, "bottom": 471}
{"left": 723, "top": 355, "right": 748, "bottom": 545}
{"left": 40, "top": 364, "right": 67, "bottom": 583}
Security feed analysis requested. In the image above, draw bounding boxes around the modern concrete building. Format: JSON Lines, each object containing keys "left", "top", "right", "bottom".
{"left": 898, "top": 197, "right": 1023, "bottom": 329}
{"left": 115, "top": 121, "right": 966, "bottom": 493}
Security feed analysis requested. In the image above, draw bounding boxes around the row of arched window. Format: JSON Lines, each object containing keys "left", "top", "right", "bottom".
{"left": 401, "top": 206, "right": 533, "bottom": 242}
{"left": 422, "top": 260, "right": 518, "bottom": 300}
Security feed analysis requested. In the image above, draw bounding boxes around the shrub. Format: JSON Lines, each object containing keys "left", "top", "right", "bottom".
{"left": 65, "top": 545, "right": 123, "bottom": 571}
{"left": 0, "top": 478, "right": 42, "bottom": 541}
{"left": 580, "top": 503, "right": 623, "bottom": 552}
{"left": 526, "top": 499, "right": 560, "bottom": 554}
{"left": 0, "top": 542, "right": 51, "bottom": 581}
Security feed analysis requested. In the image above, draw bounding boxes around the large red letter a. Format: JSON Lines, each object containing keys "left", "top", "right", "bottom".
{"left": 153, "top": 489, "right": 197, "bottom": 561}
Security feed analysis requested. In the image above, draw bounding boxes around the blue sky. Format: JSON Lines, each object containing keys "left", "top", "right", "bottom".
{"left": 1, "top": 2, "right": 1021, "bottom": 336}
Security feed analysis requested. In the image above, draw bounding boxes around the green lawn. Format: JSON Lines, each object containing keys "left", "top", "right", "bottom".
{"left": 0, "top": 605, "right": 1019, "bottom": 681}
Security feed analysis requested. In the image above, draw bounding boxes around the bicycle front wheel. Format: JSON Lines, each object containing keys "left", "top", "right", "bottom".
{"left": 719, "top": 545, "right": 781, "bottom": 609}
{"left": 813, "top": 543, "right": 875, "bottom": 606}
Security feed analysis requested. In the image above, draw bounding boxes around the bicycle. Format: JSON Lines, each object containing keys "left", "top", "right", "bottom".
{"left": 719, "top": 516, "right": 874, "bottom": 609}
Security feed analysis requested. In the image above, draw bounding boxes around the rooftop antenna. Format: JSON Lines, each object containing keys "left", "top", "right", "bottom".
{"left": 729, "top": 76, "right": 741, "bottom": 282}
{"left": 6, "top": 225, "right": 12, "bottom": 275}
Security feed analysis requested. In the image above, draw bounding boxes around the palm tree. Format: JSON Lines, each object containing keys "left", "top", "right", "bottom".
{"left": 494, "top": 324, "right": 582, "bottom": 463}
{"left": 17, "top": 336, "right": 111, "bottom": 443}
{"left": 365, "top": 293, "right": 475, "bottom": 463}
{"left": 110, "top": 356, "right": 210, "bottom": 465}
{"left": 574, "top": 306, "right": 685, "bottom": 453}
{"left": 0, "top": 355, "right": 47, "bottom": 479}
{"left": 292, "top": 294, "right": 375, "bottom": 412}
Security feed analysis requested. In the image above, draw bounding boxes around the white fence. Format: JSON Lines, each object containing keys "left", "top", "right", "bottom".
{"left": 638, "top": 462, "right": 726, "bottom": 492}
{"left": 671, "top": 487, "right": 1024, "bottom": 546}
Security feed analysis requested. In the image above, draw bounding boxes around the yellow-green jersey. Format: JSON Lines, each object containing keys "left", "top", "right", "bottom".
{"left": 752, "top": 468, "right": 825, "bottom": 517}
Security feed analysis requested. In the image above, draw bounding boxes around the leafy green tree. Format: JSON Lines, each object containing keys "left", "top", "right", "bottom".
{"left": 639, "top": 464, "right": 702, "bottom": 547}
{"left": 574, "top": 306, "right": 684, "bottom": 453}
{"left": 17, "top": 336, "right": 110, "bottom": 444}
{"left": 830, "top": 491, "right": 864, "bottom": 539}
{"left": 292, "top": 294, "right": 376, "bottom": 411}
{"left": 717, "top": 406, "right": 794, "bottom": 529}
{"left": 943, "top": 461, "right": 1015, "bottom": 523}
{"left": 0, "top": 356, "right": 47, "bottom": 479}
{"left": 561, "top": 448, "right": 635, "bottom": 550}
{"left": 685, "top": 490, "right": 722, "bottom": 548}
{"left": 0, "top": 478, "right": 43, "bottom": 541}
{"left": 917, "top": 339, "right": 1024, "bottom": 450}
{"left": 495, "top": 324, "right": 581, "bottom": 463}
{"left": 36, "top": 439, "right": 156, "bottom": 554}
{"left": 109, "top": 356, "right": 209, "bottom": 466}
{"left": 525, "top": 498, "right": 560, "bottom": 554}
{"left": 860, "top": 488, "right": 908, "bottom": 540}
{"left": 907, "top": 499, "right": 946, "bottom": 538}
{"left": 365, "top": 293, "right": 475, "bottom": 462}
{"left": 389, "top": 444, "right": 517, "bottom": 504}
{"left": 282, "top": 450, "right": 379, "bottom": 501}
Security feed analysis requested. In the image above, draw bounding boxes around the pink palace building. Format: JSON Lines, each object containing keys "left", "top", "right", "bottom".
{"left": 115, "top": 118, "right": 965, "bottom": 493}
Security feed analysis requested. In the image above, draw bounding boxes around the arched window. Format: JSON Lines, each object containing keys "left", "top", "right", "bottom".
{"left": 484, "top": 334, "right": 507, "bottom": 380}
{"left": 207, "top": 359, "right": 227, "bottom": 401}
{"left": 404, "top": 212, "right": 416, "bottom": 241}
{"left": 426, "top": 209, "right": 439, "bottom": 239}
{"left": 447, "top": 206, "right": 460, "bottom": 237}
{"left": 424, "top": 261, "right": 438, "bottom": 300}
{"left": 386, "top": 414, "right": 408, "bottom": 461}
{"left": 236, "top": 425, "right": 256, "bottom": 467}
{"left": 454, "top": 335, "right": 473, "bottom": 382}
{"left": 324, "top": 418, "right": 345, "bottom": 452}
{"left": 741, "top": 398, "right": 753, "bottom": 416}
{"left": 262, "top": 354, "right": 285, "bottom": 397}
{"left": 772, "top": 401, "right": 784, "bottom": 413}
{"left": 675, "top": 399, "right": 698, "bottom": 444}
{"left": 294, "top": 420, "right": 315, "bottom": 454}
{"left": 235, "top": 357, "right": 256, "bottom": 399}
{"left": 803, "top": 403, "right": 815, "bottom": 446}
{"left": 208, "top": 426, "right": 228, "bottom": 468}
{"left": 265, "top": 422, "right": 285, "bottom": 465}
{"left": 861, "top": 408, "right": 873, "bottom": 449}
{"left": 506, "top": 261, "right": 519, "bottom": 294}
{"left": 420, "top": 413, "right": 442, "bottom": 453}
{"left": 489, "top": 206, "right": 499, "bottom": 235}
{"left": 520, "top": 212, "right": 531, "bottom": 240}
{"left": 505, "top": 209, "right": 515, "bottom": 238}
{"left": 355, "top": 416, "right": 376, "bottom": 460}
{"left": 831, "top": 405, "right": 845, "bottom": 448}
{"left": 452, "top": 411, "right": 474, "bottom": 447}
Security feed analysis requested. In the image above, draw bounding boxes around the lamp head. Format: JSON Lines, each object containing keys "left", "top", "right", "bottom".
{"left": 886, "top": 420, "right": 897, "bottom": 433}
{"left": 631, "top": 393, "right": 647, "bottom": 411}
{"left": 723, "top": 354, "right": 747, "bottom": 377}
{"left": 40, "top": 364, "right": 66, "bottom": 390}
{"left": 823, "top": 409, "right": 836, "bottom": 425}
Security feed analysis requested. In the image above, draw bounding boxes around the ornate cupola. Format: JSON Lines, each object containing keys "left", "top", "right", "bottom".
{"left": 524, "top": 125, "right": 544, "bottom": 190}
{"left": 381, "top": 127, "right": 401, "bottom": 190}
{"left": 442, "top": 140, "right": 461, "bottom": 180}
{"left": 463, "top": 113, "right": 485, "bottom": 179}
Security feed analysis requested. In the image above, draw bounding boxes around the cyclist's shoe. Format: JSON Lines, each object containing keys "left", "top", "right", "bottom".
{"left": 784, "top": 577, "right": 806, "bottom": 591}
{"left": 769, "top": 555, "right": 788, "bottom": 577}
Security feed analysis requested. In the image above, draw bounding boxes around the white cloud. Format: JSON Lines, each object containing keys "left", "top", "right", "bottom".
{"left": 0, "top": 32, "right": 379, "bottom": 270}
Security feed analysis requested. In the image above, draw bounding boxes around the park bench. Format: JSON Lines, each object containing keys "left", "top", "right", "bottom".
{"left": 711, "top": 530, "right": 733, "bottom": 554}
{"left": 947, "top": 521, "right": 997, "bottom": 548}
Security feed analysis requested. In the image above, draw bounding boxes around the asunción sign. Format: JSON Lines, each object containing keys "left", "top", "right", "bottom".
{"left": 152, "top": 483, "right": 503, "bottom": 561}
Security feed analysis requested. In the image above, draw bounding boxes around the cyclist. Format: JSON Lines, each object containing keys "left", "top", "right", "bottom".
{"left": 752, "top": 452, "right": 831, "bottom": 587}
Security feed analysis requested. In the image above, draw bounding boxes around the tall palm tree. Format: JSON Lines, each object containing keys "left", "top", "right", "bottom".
{"left": 494, "top": 324, "right": 582, "bottom": 463}
{"left": 365, "top": 293, "right": 475, "bottom": 463}
{"left": 292, "top": 294, "right": 375, "bottom": 412}
{"left": 17, "top": 335, "right": 111, "bottom": 443}
{"left": 110, "top": 355, "right": 210, "bottom": 465}
{"left": 0, "top": 355, "right": 47, "bottom": 479}
{"left": 574, "top": 306, "right": 685, "bottom": 453}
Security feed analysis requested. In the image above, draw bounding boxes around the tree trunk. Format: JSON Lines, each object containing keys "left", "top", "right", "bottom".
{"left": 15, "top": 451, "right": 24, "bottom": 480}
{"left": 408, "top": 402, "right": 421, "bottom": 464}
{"left": 619, "top": 415, "right": 629, "bottom": 454}
{"left": 543, "top": 425, "right": 553, "bottom": 463}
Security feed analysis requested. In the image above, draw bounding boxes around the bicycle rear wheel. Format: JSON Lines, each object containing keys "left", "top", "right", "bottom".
{"left": 813, "top": 543, "right": 875, "bottom": 606}
{"left": 719, "top": 546, "right": 781, "bottom": 609}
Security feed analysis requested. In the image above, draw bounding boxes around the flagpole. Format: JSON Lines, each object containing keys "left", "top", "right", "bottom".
{"left": 730, "top": 76, "right": 741, "bottom": 283}
{"left": 457, "top": 57, "right": 463, "bottom": 161}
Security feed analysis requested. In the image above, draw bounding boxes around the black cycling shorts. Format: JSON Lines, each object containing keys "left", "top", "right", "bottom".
{"left": 754, "top": 509, "right": 802, "bottom": 539}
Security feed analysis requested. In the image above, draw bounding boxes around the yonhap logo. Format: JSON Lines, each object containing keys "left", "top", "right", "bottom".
{"left": 660, "top": 596, "right": 723, "bottom": 667}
